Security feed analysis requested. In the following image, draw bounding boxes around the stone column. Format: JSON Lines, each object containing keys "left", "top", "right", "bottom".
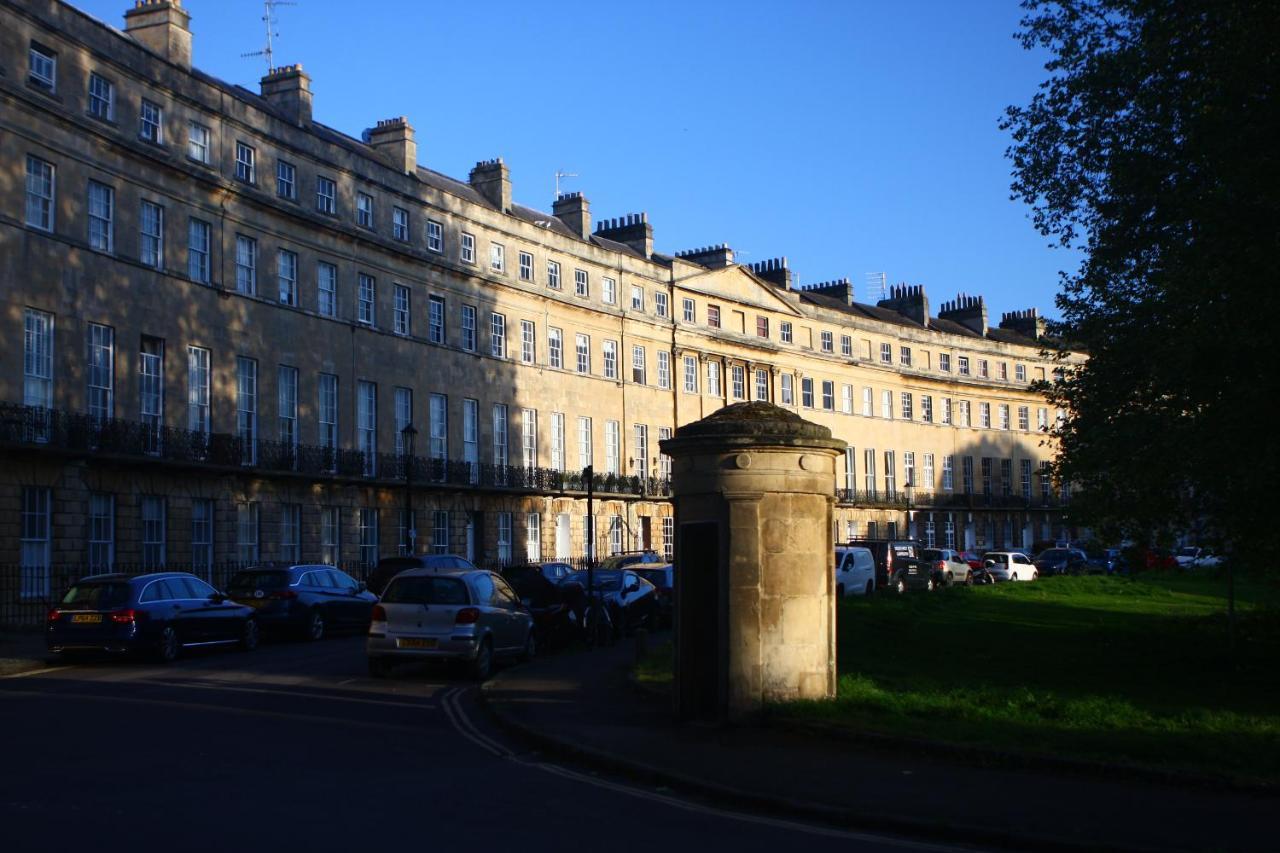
{"left": 660, "top": 401, "right": 846, "bottom": 722}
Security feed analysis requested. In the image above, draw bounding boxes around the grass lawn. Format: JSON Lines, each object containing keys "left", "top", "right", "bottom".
{"left": 646, "top": 572, "right": 1280, "bottom": 783}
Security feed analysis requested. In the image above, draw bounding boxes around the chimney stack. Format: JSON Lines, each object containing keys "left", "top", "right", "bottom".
{"left": 552, "top": 192, "right": 590, "bottom": 240}
{"left": 877, "top": 283, "right": 930, "bottom": 327}
{"left": 260, "top": 65, "right": 313, "bottom": 126}
{"left": 747, "top": 257, "right": 794, "bottom": 290}
{"left": 799, "top": 278, "right": 855, "bottom": 306}
{"left": 939, "top": 293, "right": 989, "bottom": 336}
{"left": 674, "top": 244, "right": 735, "bottom": 269}
{"left": 469, "top": 159, "right": 511, "bottom": 212}
{"left": 366, "top": 117, "right": 417, "bottom": 174}
{"left": 123, "top": 0, "right": 192, "bottom": 69}
{"left": 594, "top": 213, "right": 654, "bottom": 259}
{"left": 999, "top": 308, "right": 1047, "bottom": 340}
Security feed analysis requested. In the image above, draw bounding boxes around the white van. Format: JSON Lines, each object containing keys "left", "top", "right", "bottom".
{"left": 835, "top": 546, "right": 876, "bottom": 597}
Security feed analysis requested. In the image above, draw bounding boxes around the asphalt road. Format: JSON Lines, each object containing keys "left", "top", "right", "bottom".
{"left": 0, "top": 637, "right": 973, "bottom": 853}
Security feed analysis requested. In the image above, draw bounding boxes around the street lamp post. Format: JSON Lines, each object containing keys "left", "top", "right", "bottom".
{"left": 402, "top": 422, "right": 418, "bottom": 555}
{"left": 584, "top": 464, "right": 595, "bottom": 647}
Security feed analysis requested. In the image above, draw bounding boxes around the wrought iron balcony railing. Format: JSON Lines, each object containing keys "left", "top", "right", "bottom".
{"left": 0, "top": 402, "right": 670, "bottom": 499}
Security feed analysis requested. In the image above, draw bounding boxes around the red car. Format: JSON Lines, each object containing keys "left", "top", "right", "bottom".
{"left": 960, "top": 551, "right": 984, "bottom": 570}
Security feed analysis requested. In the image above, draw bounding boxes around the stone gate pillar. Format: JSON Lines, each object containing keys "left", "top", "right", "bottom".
{"left": 659, "top": 402, "right": 846, "bottom": 722}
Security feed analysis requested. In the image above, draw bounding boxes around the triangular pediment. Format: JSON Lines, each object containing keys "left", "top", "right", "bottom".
{"left": 673, "top": 265, "right": 804, "bottom": 316}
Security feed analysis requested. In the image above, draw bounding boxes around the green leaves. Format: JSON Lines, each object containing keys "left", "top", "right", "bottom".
{"left": 1005, "top": 0, "right": 1280, "bottom": 562}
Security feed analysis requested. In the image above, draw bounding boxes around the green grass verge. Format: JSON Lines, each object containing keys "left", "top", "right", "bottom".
{"left": 640, "top": 572, "right": 1280, "bottom": 783}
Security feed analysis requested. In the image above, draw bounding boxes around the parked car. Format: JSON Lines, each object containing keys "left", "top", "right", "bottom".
{"left": 1033, "top": 547, "right": 1088, "bottom": 577}
{"left": 367, "top": 554, "right": 479, "bottom": 596}
{"left": 227, "top": 565, "right": 376, "bottom": 640}
{"left": 835, "top": 546, "right": 876, "bottom": 597}
{"left": 47, "top": 572, "right": 259, "bottom": 662}
{"left": 920, "top": 548, "right": 972, "bottom": 587}
{"left": 560, "top": 569, "right": 658, "bottom": 636}
{"left": 1175, "top": 547, "right": 1221, "bottom": 569}
{"left": 501, "top": 563, "right": 576, "bottom": 647}
{"left": 983, "top": 551, "right": 1039, "bottom": 582}
{"left": 845, "top": 538, "right": 925, "bottom": 592}
{"left": 367, "top": 568, "right": 533, "bottom": 680}
{"left": 959, "top": 551, "right": 985, "bottom": 571}
{"left": 634, "top": 564, "right": 675, "bottom": 626}
{"left": 598, "top": 550, "right": 663, "bottom": 571}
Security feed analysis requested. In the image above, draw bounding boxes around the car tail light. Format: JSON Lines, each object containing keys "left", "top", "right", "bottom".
{"left": 371, "top": 604, "right": 386, "bottom": 622}
{"left": 455, "top": 607, "right": 481, "bottom": 624}
{"left": 109, "top": 609, "right": 138, "bottom": 624}
{"left": 270, "top": 589, "right": 298, "bottom": 600}
{"left": 935, "top": 560, "right": 946, "bottom": 571}
{"left": 46, "top": 608, "right": 61, "bottom": 623}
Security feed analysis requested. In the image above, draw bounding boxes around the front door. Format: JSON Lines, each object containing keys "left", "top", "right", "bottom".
{"left": 640, "top": 516, "right": 652, "bottom": 551}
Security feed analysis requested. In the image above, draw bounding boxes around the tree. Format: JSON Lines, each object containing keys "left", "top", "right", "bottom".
{"left": 1003, "top": 0, "right": 1280, "bottom": 569}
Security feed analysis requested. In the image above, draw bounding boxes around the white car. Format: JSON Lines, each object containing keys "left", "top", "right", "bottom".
{"left": 983, "top": 551, "right": 1038, "bottom": 582}
{"left": 835, "top": 546, "right": 876, "bottom": 596}
{"left": 1175, "top": 547, "right": 1221, "bottom": 569}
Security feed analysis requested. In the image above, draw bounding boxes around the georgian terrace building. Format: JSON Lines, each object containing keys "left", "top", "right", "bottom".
{"left": 0, "top": 0, "right": 1080, "bottom": 583}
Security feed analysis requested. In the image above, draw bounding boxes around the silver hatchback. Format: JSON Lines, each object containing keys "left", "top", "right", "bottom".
{"left": 366, "top": 568, "right": 534, "bottom": 680}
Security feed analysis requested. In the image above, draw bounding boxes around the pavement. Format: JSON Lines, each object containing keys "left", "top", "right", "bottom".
{"left": 480, "top": 632, "right": 1277, "bottom": 853}
{"left": 0, "top": 629, "right": 48, "bottom": 676}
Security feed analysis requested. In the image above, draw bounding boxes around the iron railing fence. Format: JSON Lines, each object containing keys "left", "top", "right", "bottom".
{"left": 0, "top": 402, "right": 671, "bottom": 499}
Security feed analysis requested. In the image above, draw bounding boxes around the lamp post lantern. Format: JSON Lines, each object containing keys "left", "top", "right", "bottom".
{"left": 402, "top": 422, "right": 418, "bottom": 554}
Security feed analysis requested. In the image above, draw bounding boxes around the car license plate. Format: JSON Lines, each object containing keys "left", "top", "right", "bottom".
{"left": 397, "top": 637, "right": 437, "bottom": 649}
{"left": 71, "top": 614, "right": 102, "bottom": 624}
{"left": 907, "top": 568, "right": 917, "bottom": 575}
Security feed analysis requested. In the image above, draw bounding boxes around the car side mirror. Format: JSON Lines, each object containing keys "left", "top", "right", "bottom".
{"left": 209, "top": 592, "right": 226, "bottom": 603}
{"left": 984, "top": 560, "right": 994, "bottom": 567}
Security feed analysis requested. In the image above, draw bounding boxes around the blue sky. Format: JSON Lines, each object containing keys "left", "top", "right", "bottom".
{"left": 77, "top": 0, "right": 1075, "bottom": 320}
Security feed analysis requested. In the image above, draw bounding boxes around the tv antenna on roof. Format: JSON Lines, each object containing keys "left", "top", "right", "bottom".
{"left": 554, "top": 169, "right": 579, "bottom": 199}
{"left": 242, "top": 0, "right": 297, "bottom": 73}
{"left": 866, "top": 271, "right": 887, "bottom": 302}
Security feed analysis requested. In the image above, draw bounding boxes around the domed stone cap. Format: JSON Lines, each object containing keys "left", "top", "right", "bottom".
{"left": 670, "top": 402, "right": 836, "bottom": 442}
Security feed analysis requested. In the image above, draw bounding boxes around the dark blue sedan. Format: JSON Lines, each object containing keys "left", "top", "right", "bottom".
{"left": 227, "top": 565, "right": 377, "bottom": 640}
{"left": 47, "top": 572, "right": 259, "bottom": 662}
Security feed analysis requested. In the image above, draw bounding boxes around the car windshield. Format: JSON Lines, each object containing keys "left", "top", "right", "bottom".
{"left": 228, "top": 570, "right": 289, "bottom": 592}
{"left": 565, "top": 571, "right": 622, "bottom": 591}
{"left": 382, "top": 576, "right": 469, "bottom": 605}
{"left": 635, "top": 569, "right": 670, "bottom": 587}
{"left": 1176, "top": 547, "right": 1198, "bottom": 557}
{"left": 60, "top": 582, "right": 131, "bottom": 609}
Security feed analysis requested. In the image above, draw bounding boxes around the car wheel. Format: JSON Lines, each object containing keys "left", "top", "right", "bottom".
{"left": 1032, "top": 571, "right": 1039, "bottom": 581}
{"left": 157, "top": 625, "right": 180, "bottom": 663}
{"left": 368, "top": 656, "right": 389, "bottom": 678}
{"left": 836, "top": 583, "right": 845, "bottom": 598}
{"left": 1011, "top": 573, "right": 1018, "bottom": 582}
{"left": 945, "top": 572, "right": 954, "bottom": 588}
{"left": 306, "top": 609, "right": 325, "bottom": 642}
{"left": 470, "top": 638, "right": 493, "bottom": 681}
{"left": 895, "top": 577, "right": 906, "bottom": 594}
{"left": 926, "top": 577, "right": 936, "bottom": 592}
{"left": 965, "top": 573, "right": 973, "bottom": 586}
{"left": 865, "top": 580, "right": 874, "bottom": 596}
{"left": 519, "top": 630, "right": 536, "bottom": 663}
{"left": 238, "top": 618, "right": 259, "bottom": 652}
